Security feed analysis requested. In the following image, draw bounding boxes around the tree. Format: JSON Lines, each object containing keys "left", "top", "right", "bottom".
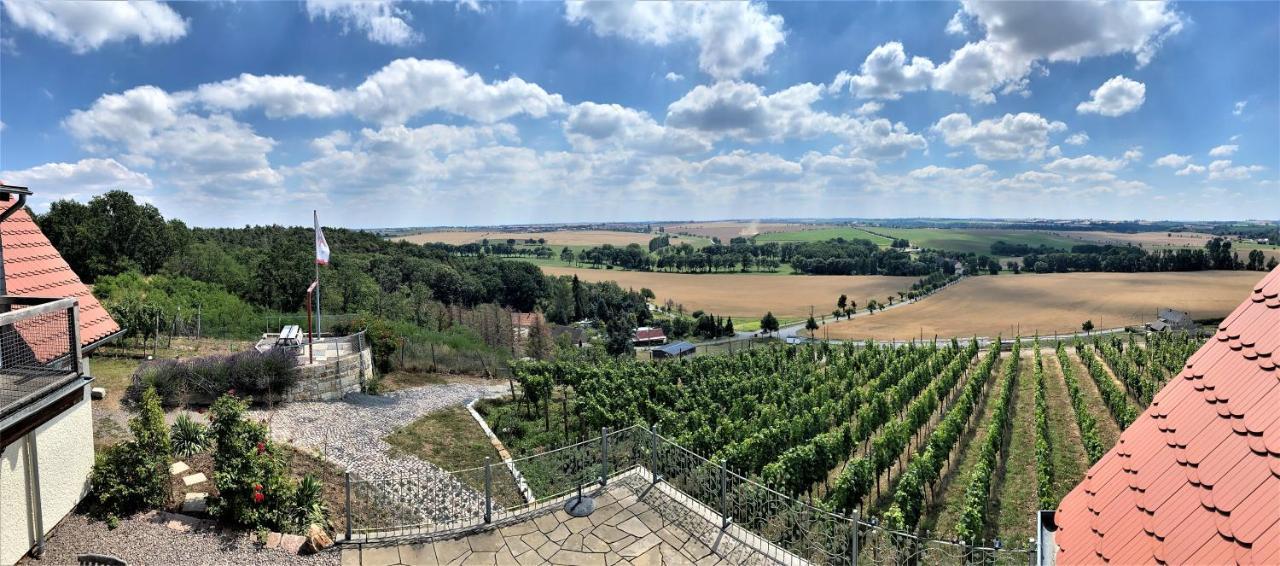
{"left": 526, "top": 316, "right": 549, "bottom": 360}
{"left": 723, "top": 317, "right": 734, "bottom": 336}
{"left": 761, "top": 312, "right": 780, "bottom": 334}
{"left": 837, "top": 294, "right": 848, "bottom": 311}
{"left": 1082, "top": 320, "right": 1095, "bottom": 334}
{"left": 805, "top": 316, "right": 819, "bottom": 333}
{"left": 640, "top": 287, "right": 656, "bottom": 300}
{"left": 560, "top": 247, "right": 576, "bottom": 264}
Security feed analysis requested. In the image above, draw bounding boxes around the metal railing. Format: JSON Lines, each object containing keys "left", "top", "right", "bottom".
{"left": 345, "top": 425, "right": 1038, "bottom": 565}
{"left": 0, "top": 296, "right": 83, "bottom": 421}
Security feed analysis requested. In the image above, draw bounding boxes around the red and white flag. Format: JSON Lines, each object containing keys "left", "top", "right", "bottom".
{"left": 314, "top": 211, "right": 330, "bottom": 265}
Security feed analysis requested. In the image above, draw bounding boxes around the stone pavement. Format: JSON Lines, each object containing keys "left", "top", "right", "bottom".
{"left": 341, "top": 473, "right": 782, "bottom": 565}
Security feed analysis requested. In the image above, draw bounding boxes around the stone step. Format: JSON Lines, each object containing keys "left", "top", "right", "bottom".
{"left": 181, "top": 492, "right": 208, "bottom": 513}
{"left": 182, "top": 472, "right": 208, "bottom": 486}
{"left": 170, "top": 461, "right": 190, "bottom": 476}
{"left": 91, "top": 387, "right": 106, "bottom": 400}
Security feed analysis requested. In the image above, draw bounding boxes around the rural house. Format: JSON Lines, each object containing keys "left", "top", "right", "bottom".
{"left": 0, "top": 184, "right": 121, "bottom": 565}
{"left": 1148, "top": 307, "right": 1196, "bottom": 332}
{"left": 652, "top": 341, "right": 696, "bottom": 359}
{"left": 633, "top": 326, "right": 666, "bottom": 346}
{"left": 1054, "top": 266, "right": 1280, "bottom": 564}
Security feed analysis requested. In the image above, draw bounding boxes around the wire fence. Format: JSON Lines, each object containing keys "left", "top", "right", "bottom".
{"left": 345, "top": 425, "right": 1038, "bottom": 565}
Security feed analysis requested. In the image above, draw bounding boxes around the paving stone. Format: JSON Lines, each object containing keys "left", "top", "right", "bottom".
{"left": 681, "top": 537, "right": 713, "bottom": 561}
{"left": 501, "top": 521, "right": 538, "bottom": 537}
{"left": 514, "top": 548, "right": 545, "bottom": 566}
{"left": 547, "top": 523, "right": 572, "bottom": 543}
{"left": 592, "top": 524, "right": 629, "bottom": 544}
{"left": 535, "top": 513, "right": 560, "bottom": 534}
{"left": 280, "top": 534, "right": 307, "bottom": 554}
{"left": 182, "top": 472, "right": 208, "bottom": 486}
{"left": 169, "top": 461, "right": 190, "bottom": 475}
{"left": 629, "top": 546, "right": 662, "bottom": 566}
{"left": 469, "top": 530, "right": 505, "bottom": 552}
{"left": 341, "top": 547, "right": 361, "bottom": 566}
{"left": 566, "top": 516, "right": 594, "bottom": 533}
{"left": 163, "top": 513, "right": 202, "bottom": 532}
{"left": 583, "top": 534, "right": 611, "bottom": 553}
{"left": 617, "top": 533, "right": 662, "bottom": 559}
{"left": 660, "top": 543, "right": 693, "bottom": 565}
{"left": 605, "top": 551, "right": 624, "bottom": 565}
{"left": 400, "top": 542, "right": 439, "bottom": 565}
{"left": 504, "top": 535, "right": 532, "bottom": 557}
{"left": 493, "top": 546, "right": 518, "bottom": 566}
{"left": 606, "top": 534, "right": 636, "bottom": 553}
{"left": 519, "top": 531, "right": 549, "bottom": 551}
{"left": 536, "top": 541, "right": 560, "bottom": 561}
{"left": 616, "top": 517, "right": 650, "bottom": 538}
{"left": 180, "top": 492, "right": 208, "bottom": 513}
{"left": 637, "top": 509, "right": 663, "bottom": 532}
{"left": 562, "top": 532, "right": 584, "bottom": 552}
{"left": 589, "top": 503, "right": 622, "bottom": 526}
{"left": 462, "top": 551, "right": 497, "bottom": 565}
{"left": 436, "top": 538, "right": 472, "bottom": 564}
{"left": 604, "top": 508, "right": 633, "bottom": 527}
{"left": 656, "top": 526, "right": 690, "bottom": 548}
{"left": 548, "top": 549, "right": 606, "bottom": 566}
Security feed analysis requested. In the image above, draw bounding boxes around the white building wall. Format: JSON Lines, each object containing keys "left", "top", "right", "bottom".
{"left": 0, "top": 385, "right": 94, "bottom": 566}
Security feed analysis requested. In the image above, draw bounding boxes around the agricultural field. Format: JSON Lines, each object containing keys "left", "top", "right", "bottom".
{"left": 755, "top": 226, "right": 893, "bottom": 245}
{"left": 823, "top": 270, "right": 1260, "bottom": 340}
{"left": 484, "top": 332, "right": 1200, "bottom": 544}
{"left": 393, "top": 229, "right": 707, "bottom": 248}
{"left": 664, "top": 221, "right": 816, "bottom": 241}
{"left": 539, "top": 266, "right": 914, "bottom": 319}
{"left": 1059, "top": 230, "right": 1280, "bottom": 263}
{"left": 862, "top": 227, "right": 1083, "bottom": 255}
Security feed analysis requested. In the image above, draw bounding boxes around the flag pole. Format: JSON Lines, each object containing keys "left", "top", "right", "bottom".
{"left": 314, "top": 210, "right": 321, "bottom": 341}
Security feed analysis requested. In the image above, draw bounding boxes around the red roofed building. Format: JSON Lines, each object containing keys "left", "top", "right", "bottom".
{"left": 634, "top": 326, "right": 666, "bottom": 346}
{"left": 1055, "top": 266, "right": 1280, "bottom": 565}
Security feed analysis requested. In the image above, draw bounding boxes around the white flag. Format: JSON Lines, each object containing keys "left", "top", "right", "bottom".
{"left": 314, "top": 211, "right": 330, "bottom": 265}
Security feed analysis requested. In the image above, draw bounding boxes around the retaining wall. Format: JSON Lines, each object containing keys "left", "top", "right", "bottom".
{"left": 283, "top": 332, "right": 373, "bottom": 402}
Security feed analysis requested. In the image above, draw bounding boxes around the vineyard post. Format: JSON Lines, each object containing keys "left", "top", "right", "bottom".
{"left": 483, "top": 457, "right": 492, "bottom": 524}
{"left": 600, "top": 426, "right": 609, "bottom": 487}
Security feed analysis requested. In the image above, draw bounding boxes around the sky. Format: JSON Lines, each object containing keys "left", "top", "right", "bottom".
{"left": 0, "top": 1, "right": 1277, "bottom": 228}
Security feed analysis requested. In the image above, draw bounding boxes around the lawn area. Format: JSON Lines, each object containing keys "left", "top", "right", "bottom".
{"left": 384, "top": 406, "right": 525, "bottom": 508}
{"left": 377, "top": 370, "right": 447, "bottom": 392}
{"left": 755, "top": 227, "right": 892, "bottom": 245}
{"left": 863, "top": 228, "right": 1082, "bottom": 255}
{"left": 993, "top": 353, "right": 1039, "bottom": 544}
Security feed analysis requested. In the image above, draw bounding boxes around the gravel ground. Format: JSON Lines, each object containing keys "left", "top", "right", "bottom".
{"left": 24, "top": 513, "right": 338, "bottom": 566}
{"left": 250, "top": 382, "right": 509, "bottom": 526}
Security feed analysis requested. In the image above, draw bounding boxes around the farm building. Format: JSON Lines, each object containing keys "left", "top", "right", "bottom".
{"left": 0, "top": 184, "right": 121, "bottom": 566}
{"left": 652, "top": 341, "right": 696, "bottom": 359}
{"left": 1146, "top": 307, "right": 1196, "bottom": 332}
{"left": 549, "top": 324, "right": 585, "bottom": 347}
{"left": 633, "top": 326, "right": 666, "bottom": 346}
{"left": 1054, "top": 265, "right": 1280, "bottom": 564}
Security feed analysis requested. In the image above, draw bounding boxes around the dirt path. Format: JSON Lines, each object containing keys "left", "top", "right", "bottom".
{"left": 925, "top": 353, "right": 1004, "bottom": 537}
{"left": 1064, "top": 350, "right": 1122, "bottom": 446}
{"left": 993, "top": 352, "right": 1037, "bottom": 543}
{"left": 1042, "top": 351, "right": 1091, "bottom": 502}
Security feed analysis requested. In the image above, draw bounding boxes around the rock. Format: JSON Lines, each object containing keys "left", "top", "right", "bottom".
{"left": 280, "top": 533, "right": 307, "bottom": 555}
{"left": 170, "top": 461, "right": 190, "bottom": 475}
{"left": 182, "top": 472, "right": 208, "bottom": 486}
{"left": 91, "top": 387, "right": 106, "bottom": 400}
{"left": 301, "top": 524, "right": 334, "bottom": 555}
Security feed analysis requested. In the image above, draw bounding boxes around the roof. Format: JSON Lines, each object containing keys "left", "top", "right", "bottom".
{"left": 1148, "top": 320, "right": 1169, "bottom": 332}
{"left": 1055, "top": 266, "right": 1280, "bottom": 565}
{"left": 1158, "top": 307, "right": 1192, "bottom": 324}
{"left": 511, "top": 312, "right": 543, "bottom": 328}
{"left": 0, "top": 200, "right": 119, "bottom": 347}
{"left": 634, "top": 327, "right": 666, "bottom": 341}
{"left": 656, "top": 341, "right": 695, "bottom": 356}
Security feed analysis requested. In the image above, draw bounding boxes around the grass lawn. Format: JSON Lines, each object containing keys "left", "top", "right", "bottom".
{"left": 993, "top": 353, "right": 1039, "bottom": 544}
{"left": 384, "top": 406, "right": 525, "bottom": 508}
{"left": 864, "top": 228, "right": 1082, "bottom": 255}
{"left": 755, "top": 227, "right": 892, "bottom": 245}
{"left": 377, "top": 370, "right": 446, "bottom": 392}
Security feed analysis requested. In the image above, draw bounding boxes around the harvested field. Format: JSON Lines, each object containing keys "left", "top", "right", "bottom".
{"left": 824, "top": 271, "right": 1260, "bottom": 340}
{"left": 665, "top": 221, "right": 816, "bottom": 241}
{"left": 538, "top": 266, "right": 914, "bottom": 319}
{"left": 394, "top": 229, "right": 667, "bottom": 247}
{"left": 1057, "top": 230, "right": 1216, "bottom": 247}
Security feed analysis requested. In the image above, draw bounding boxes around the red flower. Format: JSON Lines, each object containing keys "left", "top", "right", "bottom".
{"left": 256, "top": 442, "right": 266, "bottom": 454}
{"left": 253, "top": 483, "right": 262, "bottom": 491}
{"left": 253, "top": 491, "right": 265, "bottom": 503}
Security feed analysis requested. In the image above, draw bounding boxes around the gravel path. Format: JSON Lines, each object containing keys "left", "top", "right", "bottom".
{"left": 25, "top": 513, "right": 338, "bottom": 566}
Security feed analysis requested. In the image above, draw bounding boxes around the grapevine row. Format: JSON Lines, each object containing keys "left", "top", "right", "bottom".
{"left": 1033, "top": 340, "right": 1054, "bottom": 510}
{"left": 884, "top": 345, "right": 1001, "bottom": 530}
{"left": 1056, "top": 343, "right": 1104, "bottom": 464}
{"left": 955, "top": 341, "right": 1021, "bottom": 544}
{"left": 1075, "top": 341, "right": 1137, "bottom": 429}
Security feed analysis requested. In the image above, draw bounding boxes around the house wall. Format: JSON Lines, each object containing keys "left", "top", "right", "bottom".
{"left": 0, "top": 385, "right": 94, "bottom": 566}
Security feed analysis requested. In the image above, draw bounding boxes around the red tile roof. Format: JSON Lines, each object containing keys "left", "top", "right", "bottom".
{"left": 0, "top": 201, "right": 120, "bottom": 348}
{"left": 634, "top": 327, "right": 666, "bottom": 342}
{"left": 1056, "top": 266, "right": 1280, "bottom": 565}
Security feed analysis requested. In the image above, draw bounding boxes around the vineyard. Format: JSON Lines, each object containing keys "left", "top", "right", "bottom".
{"left": 480, "top": 331, "right": 1205, "bottom": 545}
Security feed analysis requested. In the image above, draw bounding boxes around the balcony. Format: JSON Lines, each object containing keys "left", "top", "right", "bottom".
{"left": 0, "top": 296, "right": 85, "bottom": 426}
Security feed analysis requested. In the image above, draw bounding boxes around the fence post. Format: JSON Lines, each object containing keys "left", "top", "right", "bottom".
{"left": 344, "top": 471, "right": 353, "bottom": 542}
{"left": 484, "top": 457, "right": 493, "bottom": 524}
{"left": 600, "top": 426, "right": 610, "bottom": 487}
{"left": 649, "top": 425, "right": 660, "bottom": 484}
{"left": 849, "top": 510, "right": 860, "bottom": 566}
{"left": 718, "top": 459, "right": 730, "bottom": 530}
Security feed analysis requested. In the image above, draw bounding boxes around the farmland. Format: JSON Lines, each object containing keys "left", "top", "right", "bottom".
{"left": 664, "top": 221, "right": 817, "bottom": 241}
{"left": 393, "top": 229, "right": 707, "bottom": 248}
{"left": 485, "top": 332, "right": 1200, "bottom": 544}
{"left": 755, "top": 226, "right": 893, "bottom": 245}
{"left": 823, "top": 270, "right": 1259, "bottom": 340}
{"left": 862, "top": 227, "right": 1084, "bottom": 255}
{"left": 539, "top": 266, "right": 914, "bottom": 320}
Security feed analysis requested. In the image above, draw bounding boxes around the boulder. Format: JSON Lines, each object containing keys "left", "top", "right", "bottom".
{"left": 280, "top": 533, "right": 307, "bottom": 555}
{"left": 301, "top": 524, "right": 335, "bottom": 554}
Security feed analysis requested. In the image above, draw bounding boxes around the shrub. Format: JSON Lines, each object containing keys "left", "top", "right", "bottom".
{"left": 87, "top": 387, "right": 171, "bottom": 520}
{"left": 171, "top": 413, "right": 210, "bottom": 458}
{"left": 128, "top": 348, "right": 299, "bottom": 407}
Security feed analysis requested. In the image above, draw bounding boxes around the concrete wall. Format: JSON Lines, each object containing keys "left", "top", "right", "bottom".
{"left": 0, "top": 385, "right": 94, "bottom": 566}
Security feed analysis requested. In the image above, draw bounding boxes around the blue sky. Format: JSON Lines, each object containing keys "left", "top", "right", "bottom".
{"left": 1, "top": 1, "right": 1276, "bottom": 227}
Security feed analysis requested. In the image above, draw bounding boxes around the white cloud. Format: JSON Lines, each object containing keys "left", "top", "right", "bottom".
{"left": 196, "top": 74, "right": 347, "bottom": 119}
{"left": 945, "top": 10, "right": 968, "bottom": 35}
{"left": 831, "top": 1, "right": 1182, "bottom": 102}
{"left": 304, "top": 0, "right": 419, "bottom": 46}
{"left": 855, "top": 101, "right": 883, "bottom": 116}
{"left": 1207, "top": 160, "right": 1264, "bottom": 181}
{"left": 664, "top": 72, "right": 684, "bottom": 82}
{"left": 1176, "top": 164, "right": 1205, "bottom": 176}
{"left": 0, "top": 158, "right": 153, "bottom": 204}
{"left": 1044, "top": 155, "right": 1126, "bottom": 175}
{"left": 564, "top": 102, "right": 710, "bottom": 154}
{"left": 1076, "top": 75, "right": 1145, "bottom": 117}
{"left": 1064, "top": 132, "right": 1089, "bottom": 146}
{"left": 351, "top": 58, "right": 567, "bottom": 125}
{"left": 1208, "top": 144, "right": 1238, "bottom": 157}
{"left": 931, "top": 112, "right": 1066, "bottom": 160}
{"left": 1233, "top": 100, "right": 1247, "bottom": 116}
{"left": 1, "top": 0, "right": 187, "bottom": 53}
{"left": 564, "top": 1, "right": 786, "bottom": 80}
{"left": 1153, "top": 154, "right": 1190, "bottom": 168}
{"left": 1123, "top": 146, "right": 1143, "bottom": 162}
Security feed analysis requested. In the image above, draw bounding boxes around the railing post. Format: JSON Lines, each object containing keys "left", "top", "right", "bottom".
{"left": 650, "top": 424, "right": 660, "bottom": 483}
{"left": 718, "top": 459, "right": 730, "bottom": 530}
{"left": 484, "top": 457, "right": 493, "bottom": 524}
{"left": 600, "top": 426, "right": 610, "bottom": 486}
{"left": 850, "top": 510, "right": 860, "bottom": 566}
{"left": 344, "top": 471, "right": 352, "bottom": 542}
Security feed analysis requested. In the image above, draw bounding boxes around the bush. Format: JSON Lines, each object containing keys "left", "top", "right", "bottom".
{"left": 129, "top": 348, "right": 299, "bottom": 407}
{"left": 206, "top": 394, "right": 326, "bottom": 534}
{"left": 171, "top": 413, "right": 210, "bottom": 458}
{"left": 87, "top": 387, "right": 171, "bottom": 520}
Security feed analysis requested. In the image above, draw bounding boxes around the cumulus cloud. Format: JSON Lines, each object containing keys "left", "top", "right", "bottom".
{"left": 664, "top": 72, "right": 684, "bottom": 82}
{"left": 196, "top": 74, "right": 347, "bottom": 119}
{"left": 1076, "top": 75, "right": 1145, "bottom": 116}
{"left": 1064, "top": 132, "right": 1089, "bottom": 146}
{"left": 564, "top": 1, "right": 786, "bottom": 80}
{"left": 564, "top": 102, "right": 710, "bottom": 154}
{"left": 830, "top": 1, "right": 1182, "bottom": 102}
{"left": 855, "top": 101, "right": 883, "bottom": 116}
{"left": 1233, "top": 100, "right": 1247, "bottom": 116}
{"left": 1, "top": 0, "right": 187, "bottom": 53}
{"left": 1208, "top": 144, "right": 1238, "bottom": 157}
{"left": 1153, "top": 154, "right": 1190, "bottom": 168}
{"left": 931, "top": 112, "right": 1066, "bottom": 160}
{"left": 1207, "top": 160, "right": 1264, "bottom": 181}
{"left": 1176, "top": 164, "right": 1205, "bottom": 176}
{"left": 0, "top": 158, "right": 153, "bottom": 203}
{"left": 1044, "top": 155, "right": 1126, "bottom": 175}
{"left": 304, "top": 0, "right": 419, "bottom": 46}
{"left": 1123, "top": 146, "right": 1143, "bottom": 162}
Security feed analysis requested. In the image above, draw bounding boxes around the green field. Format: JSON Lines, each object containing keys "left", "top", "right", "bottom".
{"left": 755, "top": 227, "right": 893, "bottom": 245}
{"left": 861, "top": 228, "right": 1083, "bottom": 255}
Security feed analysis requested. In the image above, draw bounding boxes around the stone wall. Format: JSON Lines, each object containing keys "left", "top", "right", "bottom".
{"left": 283, "top": 332, "right": 373, "bottom": 402}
